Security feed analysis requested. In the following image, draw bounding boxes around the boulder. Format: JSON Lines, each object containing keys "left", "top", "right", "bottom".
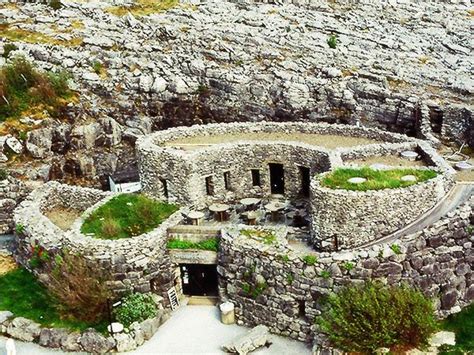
{"left": 0, "top": 311, "right": 13, "bottom": 325}
{"left": 39, "top": 328, "right": 69, "bottom": 348}
{"left": 140, "top": 316, "right": 161, "bottom": 340}
{"left": 6, "top": 317, "right": 41, "bottom": 342}
{"left": 115, "top": 332, "right": 138, "bottom": 352}
{"left": 222, "top": 325, "right": 269, "bottom": 355}
{"left": 79, "top": 328, "right": 115, "bottom": 354}
{"left": 61, "top": 331, "right": 82, "bottom": 352}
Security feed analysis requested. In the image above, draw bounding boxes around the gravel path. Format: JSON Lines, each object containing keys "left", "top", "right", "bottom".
{"left": 0, "top": 305, "right": 311, "bottom": 355}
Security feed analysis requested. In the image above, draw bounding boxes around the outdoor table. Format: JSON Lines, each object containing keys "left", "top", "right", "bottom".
{"left": 265, "top": 202, "right": 286, "bottom": 222}
{"left": 209, "top": 203, "right": 230, "bottom": 222}
{"left": 188, "top": 211, "right": 205, "bottom": 225}
{"left": 240, "top": 197, "right": 261, "bottom": 210}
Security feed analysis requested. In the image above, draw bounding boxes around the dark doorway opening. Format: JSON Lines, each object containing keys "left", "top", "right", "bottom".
{"left": 299, "top": 166, "right": 310, "bottom": 197}
{"left": 269, "top": 163, "right": 285, "bottom": 194}
{"left": 251, "top": 169, "right": 261, "bottom": 187}
{"left": 429, "top": 107, "right": 443, "bottom": 134}
{"left": 180, "top": 264, "right": 218, "bottom": 296}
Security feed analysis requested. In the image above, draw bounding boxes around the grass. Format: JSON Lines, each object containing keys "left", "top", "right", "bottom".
{"left": 167, "top": 237, "right": 219, "bottom": 251}
{"left": 106, "top": 0, "right": 178, "bottom": 17}
{"left": 240, "top": 229, "right": 276, "bottom": 245}
{"left": 0, "top": 268, "right": 107, "bottom": 332}
{"left": 0, "top": 24, "right": 83, "bottom": 47}
{"left": 440, "top": 304, "right": 474, "bottom": 354}
{"left": 320, "top": 167, "right": 437, "bottom": 191}
{"left": 0, "top": 57, "right": 73, "bottom": 122}
{"left": 81, "top": 193, "right": 178, "bottom": 240}
{"left": 302, "top": 255, "right": 318, "bottom": 265}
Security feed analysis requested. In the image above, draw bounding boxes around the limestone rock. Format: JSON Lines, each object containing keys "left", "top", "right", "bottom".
{"left": 79, "top": 328, "right": 115, "bottom": 354}
{"left": 222, "top": 325, "right": 269, "bottom": 355}
{"left": 115, "top": 332, "right": 138, "bottom": 352}
{"left": 0, "top": 311, "right": 13, "bottom": 325}
{"left": 61, "top": 331, "right": 82, "bottom": 352}
{"left": 39, "top": 328, "right": 69, "bottom": 348}
{"left": 6, "top": 317, "right": 41, "bottom": 342}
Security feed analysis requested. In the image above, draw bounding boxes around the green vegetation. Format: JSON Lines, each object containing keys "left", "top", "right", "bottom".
{"left": 29, "top": 245, "right": 50, "bottom": 269}
{"left": 2, "top": 43, "right": 18, "bottom": 59}
{"left": 240, "top": 229, "right": 276, "bottom": 245}
{"left": 390, "top": 244, "right": 402, "bottom": 255}
{"left": 321, "top": 167, "right": 437, "bottom": 191}
{"left": 342, "top": 262, "right": 354, "bottom": 271}
{"left": 327, "top": 34, "right": 337, "bottom": 49}
{"left": 317, "top": 282, "right": 438, "bottom": 353}
{"left": 114, "top": 293, "right": 157, "bottom": 328}
{"left": 302, "top": 255, "right": 318, "bottom": 265}
{"left": 91, "top": 61, "right": 104, "bottom": 75}
{"left": 0, "top": 168, "right": 7, "bottom": 180}
{"left": 0, "top": 268, "right": 106, "bottom": 331}
{"left": 0, "top": 57, "right": 73, "bottom": 121}
{"left": 15, "top": 223, "right": 24, "bottom": 234}
{"left": 319, "top": 270, "right": 331, "bottom": 279}
{"left": 440, "top": 304, "right": 474, "bottom": 354}
{"left": 106, "top": 0, "right": 179, "bottom": 17}
{"left": 286, "top": 273, "right": 294, "bottom": 284}
{"left": 278, "top": 254, "right": 290, "bottom": 263}
{"left": 241, "top": 281, "right": 267, "bottom": 299}
{"left": 49, "top": 0, "right": 62, "bottom": 10}
{"left": 81, "top": 194, "right": 178, "bottom": 240}
{"left": 167, "top": 237, "right": 219, "bottom": 252}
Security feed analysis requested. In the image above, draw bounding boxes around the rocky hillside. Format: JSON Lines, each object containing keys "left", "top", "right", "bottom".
{"left": 0, "top": 0, "right": 472, "bottom": 187}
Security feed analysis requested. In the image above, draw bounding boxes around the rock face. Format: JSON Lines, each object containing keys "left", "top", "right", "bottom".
{"left": 0, "top": 0, "right": 473, "bottom": 185}
{"left": 222, "top": 325, "right": 270, "bottom": 355}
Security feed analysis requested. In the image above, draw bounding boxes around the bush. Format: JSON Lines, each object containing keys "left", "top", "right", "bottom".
{"left": 2, "top": 43, "right": 18, "bottom": 59}
{"left": 114, "top": 293, "right": 157, "bottom": 327}
{"left": 0, "top": 169, "right": 7, "bottom": 180}
{"left": 49, "top": 0, "right": 62, "bottom": 10}
{"left": 0, "top": 57, "right": 72, "bottom": 121}
{"left": 46, "top": 251, "right": 111, "bottom": 323}
{"left": 327, "top": 35, "right": 337, "bottom": 49}
{"left": 302, "top": 255, "right": 318, "bottom": 265}
{"left": 317, "top": 281, "right": 438, "bottom": 353}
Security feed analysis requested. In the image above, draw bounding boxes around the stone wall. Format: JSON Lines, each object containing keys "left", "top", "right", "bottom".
{"left": 13, "top": 182, "right": 182, "bottom": 301}
{"left": 218, "top": 197, "right": 474, "bottom": 343}
{"left": 137, "top": 121, "right": 413, "bottom": 208}
{"left": 310, "top": 170, "right": 453, "bottom": 250}
{"left": 0, "top": 176, "right": 29, "bottom": 234}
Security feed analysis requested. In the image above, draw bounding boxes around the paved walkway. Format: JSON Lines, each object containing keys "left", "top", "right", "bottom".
{"left": 0, "top": 305, "right": 311, "bottom": 355}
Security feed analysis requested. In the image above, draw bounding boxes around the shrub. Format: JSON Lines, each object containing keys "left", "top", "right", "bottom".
{"left": 327, "top": 35, "right": 337, "bottom": 49}
{"left": 317, "top": 282, "right": 438, "bottom": 353}
{"left": 390, "top": 244, "right": 402, "bottom": 255}
{"left": 302, "top": 255, "right": 318, "bottom": 265}
{"left": 342, "top": 262, "right": 354, "bottom": 271}
{"left": 2, "top": 43, "right": 18, "bottom": 59}
{"left": 91, "top": 61, "right": 103, "bottom": 75}
{"left": 0, "top": 57, "right": 72, "bottom": 121}
{"left": 49, "top": 0, "right": 62, "bottom": 10}
{"left": 0, "top": 169, "right": 8, "bottom": 180}
{"left": 46, "top": 251, "right": 111, "bottom": 323}
{"left": 15, "top": 223, "right": 24, "bottom": 234}
{"left": 114, "top": 293, "right": 157, "bottom": 327}
{"left": 319, "top": 270, "right": 331, "bottom": 279}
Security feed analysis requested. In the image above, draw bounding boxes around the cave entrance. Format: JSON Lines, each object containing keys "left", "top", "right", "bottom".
{"left": 179, "top": 264, "right": 218, "bottom": 297}
{"left": 269, "top": 163, "right": 285, "bottom": 195}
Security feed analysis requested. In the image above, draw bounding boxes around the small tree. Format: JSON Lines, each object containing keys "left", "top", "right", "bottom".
{"left": 316, "top": 281, "right": 438, "bottom": 353}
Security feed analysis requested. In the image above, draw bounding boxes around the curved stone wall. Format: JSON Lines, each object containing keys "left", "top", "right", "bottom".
{"left": 219, "top": 196, "right": 474, "bottom": 343}
{"left": 310, "top": 170, "right": 454, "bottom": 250}
{"left": 13, "top": 182, "right": 182, "bottom": 298}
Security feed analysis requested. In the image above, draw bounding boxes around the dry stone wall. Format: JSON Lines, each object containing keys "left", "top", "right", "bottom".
{"left": 218, "top": 197, "right": 474, "bottom": 343}
{"left": 310, "top": 171, "right": 454, "bottom": 250}
{"left": 0, "top": 176, "right": 29, "bottom": 234}
{"left": 13, "top": 182, "right": 182, "bottom": 300}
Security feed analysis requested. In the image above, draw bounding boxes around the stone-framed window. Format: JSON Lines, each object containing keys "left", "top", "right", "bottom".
{"left": 205, "top": 176, "right": 215, "bottom": 196}
{"left": 251, "top": 169, "right": 261, "bottom": 187}
{"left": 160, "top": 178, "right": 169, "bottom": 199}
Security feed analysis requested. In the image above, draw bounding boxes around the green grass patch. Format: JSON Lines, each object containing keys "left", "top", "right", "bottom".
{"left": 106, "top": 0, "right": 179, "bottom": 17}
{"left": 0, "top": 268, "right": 106, "bottom": 332}
{"left": 81, "top": 194, "right": 178, "bottom": 240}
{"left": 320, "top": 167, "right": 437, "bottom": 191}
{"left": 167, "top": 237, "right": 219, "bottom": 251}
{"left": 441, "top": 304, "right": 474, "bottom": 354}
{"left": 0, "top": 57, "right": 73, "bottom": 122}
{"left": 240, "top": 229, "right": 276, "bottom": 245}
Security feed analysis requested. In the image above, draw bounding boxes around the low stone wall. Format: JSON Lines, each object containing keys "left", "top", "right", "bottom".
{"left": 310, "top": 170, "right": 454, "bottom": 250}
{"left": 0, "top": 302, "right": 171, "bottom": 353}
{"left": 219, "top": 197, "right": 473, "bottom": 343}
{"left": 0, "top": 176, "right": 29, "bottom": 234}
{"left": 13, "top": 182, "right": 182, "bottom": 301}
